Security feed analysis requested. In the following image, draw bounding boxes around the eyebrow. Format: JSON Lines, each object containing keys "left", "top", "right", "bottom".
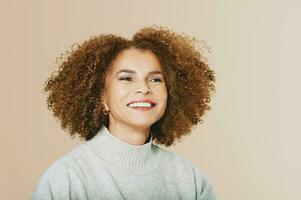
{"left": 116, "top": 69, "right": 163, "bottom": 76}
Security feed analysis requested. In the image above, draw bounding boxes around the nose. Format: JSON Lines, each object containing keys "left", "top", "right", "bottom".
{"left": 135, "top": 81, "right": 152, "bottom": 95}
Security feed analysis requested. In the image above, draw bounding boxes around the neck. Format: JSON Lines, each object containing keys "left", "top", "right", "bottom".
{"left": 108, "top": 123, "right": 151, "bottom": 146}
{"left": 88, "top": 125, "right": 159, "bottom": 173}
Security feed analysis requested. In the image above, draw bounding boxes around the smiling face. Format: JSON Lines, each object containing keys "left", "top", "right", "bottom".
{"left": 101, "top": 48, "right": 168, "bottom": 131}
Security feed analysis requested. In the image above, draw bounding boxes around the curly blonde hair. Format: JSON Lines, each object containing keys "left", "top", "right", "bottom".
{"left": 43, "top": 26, "right": 216, "bottom": 147}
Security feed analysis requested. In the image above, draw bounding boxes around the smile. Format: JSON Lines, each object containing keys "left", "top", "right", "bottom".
{"left": 127, "top": 102, "right": 156, "bottom": 110}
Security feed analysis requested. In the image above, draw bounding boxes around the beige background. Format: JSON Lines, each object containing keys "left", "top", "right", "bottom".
{"left": 1, "top": 0, "right": 301, "bottom": 199}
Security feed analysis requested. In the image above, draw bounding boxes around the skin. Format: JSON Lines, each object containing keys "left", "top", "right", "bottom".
{"left": 101, "top": 48, "right": 168, "bottom": 146}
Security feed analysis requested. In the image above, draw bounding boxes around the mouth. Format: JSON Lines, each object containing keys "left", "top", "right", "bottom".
{"left": 126, "top": 102, "right": 156, "bottom": 110}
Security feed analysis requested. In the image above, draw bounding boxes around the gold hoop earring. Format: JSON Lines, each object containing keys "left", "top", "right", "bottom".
{"left": 103, "top": 107, "right": 109, "bottom": 115}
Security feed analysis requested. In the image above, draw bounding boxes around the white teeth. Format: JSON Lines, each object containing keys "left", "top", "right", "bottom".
{"left": 128, "top": 102, "right": 152, "bottom": 108}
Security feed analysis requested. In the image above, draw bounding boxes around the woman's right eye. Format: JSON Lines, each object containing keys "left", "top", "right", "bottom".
{"left": 119, "top": 77, "right": 132, "bottom": 81}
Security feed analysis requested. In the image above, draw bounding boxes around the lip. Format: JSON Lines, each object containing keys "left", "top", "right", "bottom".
{"left": 127, "top": 99, "right": 156, "bottom": 106}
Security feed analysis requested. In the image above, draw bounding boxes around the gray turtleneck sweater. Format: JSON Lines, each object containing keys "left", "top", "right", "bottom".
{"left": 32, "top": 126, "right": 216, "bottom": 200}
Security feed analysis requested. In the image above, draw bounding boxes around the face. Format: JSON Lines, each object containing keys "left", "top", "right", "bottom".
{"left": 101, "top": 48, "right": 168, "bottom": 130}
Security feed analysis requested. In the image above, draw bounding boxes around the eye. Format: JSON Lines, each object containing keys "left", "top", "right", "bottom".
{"left": 150, "top": 78, "right": 163, "bottom": 82}
{"left": 119, "top": 77, "right": 133, "bottom": 81}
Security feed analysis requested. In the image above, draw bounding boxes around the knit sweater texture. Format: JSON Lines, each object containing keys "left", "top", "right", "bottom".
{"left": 32, "top": 126, "right": 216, "bottom": 200}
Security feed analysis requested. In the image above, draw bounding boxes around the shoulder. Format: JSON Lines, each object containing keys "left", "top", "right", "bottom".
{"left": 32, "top": 159, "right": 74, "bottom": 199}
{"left": 32, "top": 143, "right": 90, "bottom": 199}
{"left": 157, "top": 146, "right": 216, "bottom": 200}
{"left": 189, "top": 161, "right": 216, "bottom": 200}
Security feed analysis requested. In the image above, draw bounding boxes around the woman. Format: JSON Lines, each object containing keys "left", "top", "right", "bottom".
{"left": 32, "top": 26, "right": 216, "bottom": 200}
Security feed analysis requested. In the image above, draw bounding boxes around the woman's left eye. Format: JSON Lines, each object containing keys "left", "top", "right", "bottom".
{"left": 150, "top": 78, "right": 162, "bottom": 82}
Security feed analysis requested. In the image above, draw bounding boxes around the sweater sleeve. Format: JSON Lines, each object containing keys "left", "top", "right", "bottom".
{"left": 190, "top": 162, "right": 216, "bottom": 200}
{"left": 31, "top": 161, "right": 88, "bottom": 200}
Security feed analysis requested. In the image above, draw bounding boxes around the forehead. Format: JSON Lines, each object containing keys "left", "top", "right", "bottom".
{"left": 109, "top": 48, "right": 163, "bottom": 73}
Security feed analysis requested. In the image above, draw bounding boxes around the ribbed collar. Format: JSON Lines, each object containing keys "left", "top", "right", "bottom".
{"left": 87, "top": 125, "right": 161, "bottom": 174}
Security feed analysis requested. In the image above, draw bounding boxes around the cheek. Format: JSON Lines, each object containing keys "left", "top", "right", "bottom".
{"left": 157, "top": 85, "right": 168, "bottom": 99}
{"left": 109, "top": 85, "right": 132, "bottom": 105}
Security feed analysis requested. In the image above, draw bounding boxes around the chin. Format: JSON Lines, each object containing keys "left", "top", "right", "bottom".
{"left": 128, "top": 118, "right": 156, "bottom": 128}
